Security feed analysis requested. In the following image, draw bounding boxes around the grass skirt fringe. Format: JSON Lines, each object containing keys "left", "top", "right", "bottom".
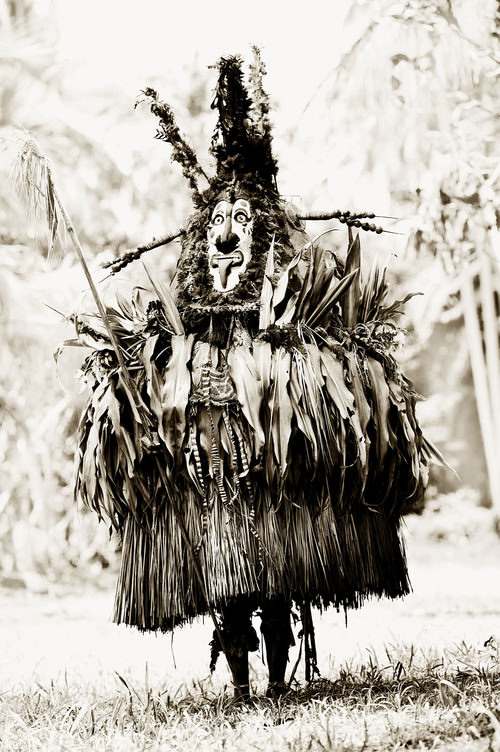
{"left": 113, "top": 487, "right": 409, "bottom": 631}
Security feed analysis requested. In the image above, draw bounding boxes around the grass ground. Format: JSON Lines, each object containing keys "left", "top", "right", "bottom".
{"left": 0, "top": 488, "right": 499, "bottom": 751}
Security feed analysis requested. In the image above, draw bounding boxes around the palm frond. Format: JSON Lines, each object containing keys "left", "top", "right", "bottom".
{"left": 142, "top": 262, "right": 184, "bottom": 335}
{"left": 14, "top": 135, "right": 59, "bottom": 256}
{"left": 306, "top": 268, "right": 359, "bottom": 328}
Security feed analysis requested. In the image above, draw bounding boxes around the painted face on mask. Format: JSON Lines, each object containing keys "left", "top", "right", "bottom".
{"left": 207, "top": 197, "right": 253, "bottom": 292}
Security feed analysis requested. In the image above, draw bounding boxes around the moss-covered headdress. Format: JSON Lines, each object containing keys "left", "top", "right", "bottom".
{"left": 209, "top": 52, "right": 278, "bottom": 198}
{"left": 106, "top": 49, "right": 392, "bottom": 305}
{"left": 140, "top": 49, "right": 278, "bottom": 204}
{"left": 137, "top": 50, "right": 295, "bottom": 323}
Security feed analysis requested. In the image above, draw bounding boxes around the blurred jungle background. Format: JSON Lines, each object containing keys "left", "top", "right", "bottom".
{"left": 0, "top": 0, "right": 499, "bottom": 590}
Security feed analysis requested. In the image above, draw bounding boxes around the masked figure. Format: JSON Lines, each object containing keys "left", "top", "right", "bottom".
{"left": 207, "top": 197, "right": 253, "bottom": 291}
{"left": 72, "top": 51, "right": 443, "bottom": 699}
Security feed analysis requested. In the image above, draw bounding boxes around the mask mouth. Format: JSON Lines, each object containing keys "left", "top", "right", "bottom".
{"left": 210, "top": 250, "right": 244, "bottom": 289}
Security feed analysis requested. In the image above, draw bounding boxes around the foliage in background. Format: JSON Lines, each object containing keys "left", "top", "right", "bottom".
{"left": 296, "top": 0, "right": 498, "bottom": 207}
{"left": 295, "top": 0, "right": 499, "bottom": 504}
{"left": 0, "top": 245, "right": 118, "bottom": 586}
{"left": 1, "top": 0, "right": 499, "bottom": 583}
{"left": 0, "top": 0, "right": 202, "bottom": 582}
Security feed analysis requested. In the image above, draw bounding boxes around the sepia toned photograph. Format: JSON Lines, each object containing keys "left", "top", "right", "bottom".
{"left": 0, "top": 0, "right": 499, "bottom": 749}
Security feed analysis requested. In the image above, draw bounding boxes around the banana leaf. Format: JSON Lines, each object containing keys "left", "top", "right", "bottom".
{"left": 227, "top": 344, "right": 265, "bottom": 457}
{"left": 297, "top": 344, "right": 337, "bottom": 467}
{"left": 140, "top": 335, "right": 163, "bottom": 435}
{"left": 274, "top": 291, "right": 300, "bottom": 327}
{"left": 289, "top": 355, "right": 318, "bottom": 463}
{"left": 345, "top": 351, "right": 372, "bottom": 435}
{"left": 160, "top": 334, "right": 194, "bottom": 458}
{"left": 269, "top": 347, "right": 293, "bottom": 476}
{"left": 342, "top": 231, "right": 361, "bottom": 328}
{"left": 366, "top": 357, "right": 394, "bottom": 469}
{"left": 272, "top": 250, "right": 302, "bottom": 310}
{"left": 319, "top": 348, "right": 354, "bottom": 421}
{"left": 252, "top": 339, "right": 272, "bottom": 394}
{"left": 258, "top": 236, "right": 276, "bottom": 330}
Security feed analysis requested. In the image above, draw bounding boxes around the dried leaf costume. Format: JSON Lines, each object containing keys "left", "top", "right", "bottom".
{"left": 74, "top": 53, "right": 440, "bottom": 642}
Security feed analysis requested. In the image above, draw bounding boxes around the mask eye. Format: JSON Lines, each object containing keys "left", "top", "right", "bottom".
{"left": 212, "top": 214, "right": 224, "bottom": 226}
{"left": 233, "top": 210, "right": 249, "bottom": 224}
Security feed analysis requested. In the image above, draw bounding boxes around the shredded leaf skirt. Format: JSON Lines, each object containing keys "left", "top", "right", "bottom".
{"left": 113, "top": 496, "right": 410, "bottom": 632}
{"left": 77, "top": 336, "right": 431, "bottom": 632}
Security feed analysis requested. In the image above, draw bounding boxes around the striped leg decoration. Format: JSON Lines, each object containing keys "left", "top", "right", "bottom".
{"left": 231, "top": 416, "right": 263, "bottom": 573}
{"left": 221, "top": 406, "right": 241, "bottom": 505}
{"left": 188, "top": 419, "right": 209, "bottom": 555}
{"left": 201, "top": 363, "right": 230, "bottom": 509}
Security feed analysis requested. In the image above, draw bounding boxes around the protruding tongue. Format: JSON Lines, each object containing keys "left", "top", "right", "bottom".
{"left": 217, "top": 256, "right": 234, "bottom": 289}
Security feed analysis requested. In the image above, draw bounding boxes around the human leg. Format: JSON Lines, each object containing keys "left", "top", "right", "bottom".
{"left": 213, "top": 596, "right": 259, "bottom": 699}
{"left": 260, "top": 597, "right": 294, "bottom": 697}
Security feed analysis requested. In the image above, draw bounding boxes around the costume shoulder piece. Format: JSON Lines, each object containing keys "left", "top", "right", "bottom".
{"left": 69, "top": 49, "right": 444, "bottom": 632}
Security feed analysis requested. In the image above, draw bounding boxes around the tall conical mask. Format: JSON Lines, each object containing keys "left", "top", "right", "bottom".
{"left": 137, "top": 49, "right": 300, "bottom": 327}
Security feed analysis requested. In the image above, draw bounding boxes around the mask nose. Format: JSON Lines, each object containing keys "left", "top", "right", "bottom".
{"left": 216, "top": 216, "right": 239, "bottom": 254}
{"left": 220, "top": 215, "right": 232, "bottom": 244}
